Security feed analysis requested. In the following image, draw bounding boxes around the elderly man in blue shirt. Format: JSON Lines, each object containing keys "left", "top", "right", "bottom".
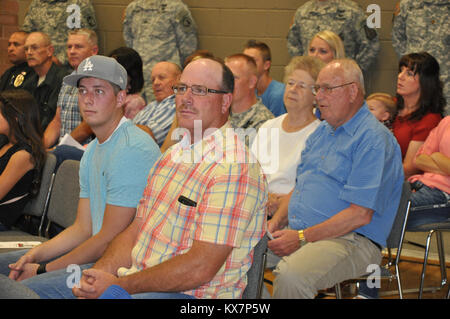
{"left": 268, "top": 59, "right": 404, "bottom": 299}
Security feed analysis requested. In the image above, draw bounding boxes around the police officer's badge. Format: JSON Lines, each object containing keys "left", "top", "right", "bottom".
{"left": 13, "top": 72, "right": 26, "bottom": 87}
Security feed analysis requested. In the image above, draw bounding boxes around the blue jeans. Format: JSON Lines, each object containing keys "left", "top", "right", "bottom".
{"left": 25, "top": 266, "right": 195, "bottom": 299}
{"left": 0, "top": 249, "right": 28, "bottom": 276}
{"left": 407, "top": 182, "right": 450, "bottom": 229}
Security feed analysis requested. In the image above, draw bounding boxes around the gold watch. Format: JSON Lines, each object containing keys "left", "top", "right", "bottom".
{"left": 298, "top": 229, "right": 306, "bottom": 243}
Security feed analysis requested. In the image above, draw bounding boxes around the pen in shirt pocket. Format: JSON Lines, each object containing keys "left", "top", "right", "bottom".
{"left": 178, "top": 195, "right": 197, "bottom": 207}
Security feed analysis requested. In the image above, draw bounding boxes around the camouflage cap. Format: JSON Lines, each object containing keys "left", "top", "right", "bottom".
{"left": 63, "top": 55, "right": 127, "bottom": 90}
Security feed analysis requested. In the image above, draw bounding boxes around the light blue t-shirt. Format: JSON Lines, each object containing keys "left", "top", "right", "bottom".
{"left": 288, "top": 103, "right": 404, "bottom": 247}
{"left": 258, "top": 80, "right": 286, "bottom": 117}
{"left": 79, "top": 119, "right": 161, "bottom": 235}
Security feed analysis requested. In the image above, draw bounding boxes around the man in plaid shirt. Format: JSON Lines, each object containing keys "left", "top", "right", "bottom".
{"left": 73, "top": 57, "right": 268, "bottom": 299}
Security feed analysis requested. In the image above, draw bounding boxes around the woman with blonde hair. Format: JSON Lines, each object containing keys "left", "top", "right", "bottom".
{"left": 308, "top": 30, "right": 345, "bottom": 64}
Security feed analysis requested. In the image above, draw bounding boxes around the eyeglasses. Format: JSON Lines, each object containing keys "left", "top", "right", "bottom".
{"left": 311, "top": 82, "right": 354, "bottom": 96}
{"left": 172, "top": 84, "right": 230, "bottom": 96}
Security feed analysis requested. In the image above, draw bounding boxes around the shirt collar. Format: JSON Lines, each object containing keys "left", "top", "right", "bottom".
{"left": 324, "top": 102, "right": 371, "bottom": 136}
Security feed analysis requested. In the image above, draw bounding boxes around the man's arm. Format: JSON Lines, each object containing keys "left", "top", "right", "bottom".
{"left": 267, "top": 190, "right": 292, "bottom": 233}
{"left": 45, "top": 203, "right": 136, "bottom": 272}
{"left": 43, "top": 107, "right": 61, "bottom": 149}
{"left": 74, "top": 237, "right": 233, "bottom": 298}
{"left": 9, "top": 198, "right": 93, "bottom": 280}
{"left": 70, "top": 121, "right": 94, "bottom": 144}
{"left": 120, "top": 240, "right": 232, "bottom": 294}
{"left": 9, "top": 199, "right": 135, "bottom": 280}
{"left": 269, "top": 204, "right": 373, "bottom": 257}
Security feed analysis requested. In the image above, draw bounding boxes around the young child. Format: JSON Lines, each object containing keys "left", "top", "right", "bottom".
{"left": 367, "top": 92, "right": 397, "bottom": 130}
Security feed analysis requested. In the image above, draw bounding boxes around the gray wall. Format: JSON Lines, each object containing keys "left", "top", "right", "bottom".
{"left": 17, "top": 0, "right": 400, "bottom": 96}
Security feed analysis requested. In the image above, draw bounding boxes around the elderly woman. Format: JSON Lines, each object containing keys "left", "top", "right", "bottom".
{"left": 307, "top": 30, "right": 345, "bottom": 64}
{"left": 251, "top": 56, "right": 325, "bottom": 220}
{"left": 393, "top": 52, "right": 445, "bottom": 178}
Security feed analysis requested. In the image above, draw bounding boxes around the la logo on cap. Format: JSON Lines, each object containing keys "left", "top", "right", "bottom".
{"left": 83, "top": 58, "right": 94, "bottom": 72}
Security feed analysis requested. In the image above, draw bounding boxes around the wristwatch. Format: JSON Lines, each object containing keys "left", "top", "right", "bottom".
{"left": 298, "top": 229, "right": 306, "bottom": 243}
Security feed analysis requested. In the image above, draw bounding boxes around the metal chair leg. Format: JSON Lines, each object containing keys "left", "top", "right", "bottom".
{"left": 335, "top": 283, "right": 342, "bottom": 299}
{"left": 418, "top": 230, "right": 435, "bottom": 299}
{"left": 435, "top": 231, "right": 448, "bottom": 287}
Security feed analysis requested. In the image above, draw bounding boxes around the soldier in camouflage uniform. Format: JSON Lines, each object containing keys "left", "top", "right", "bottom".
{"left": 225, "top": 54, "right": 274, "bottom": 147}
{"left": 287, "top": 0, "right": 379, "bottom": 73}
{"left": 22, "top": 0, "right": 97, "bottom": 69}
{"left": 123, "top": 0, "right": 198, "bottom": 103}
{"left": 392, "top": 0, "right": 449, "bottom": 115}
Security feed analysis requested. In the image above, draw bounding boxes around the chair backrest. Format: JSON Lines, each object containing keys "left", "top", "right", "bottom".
{"left": 22, "top": 153, "right": 57, "bottom": 218}
{"left": 45, "top": 159, "right": 80, "bottom": 231}
{"left": 242, "top": 233, "right": 268, "bottom": 299}
{"left": 386, "top": 181, "right": 412, "bottom": 249}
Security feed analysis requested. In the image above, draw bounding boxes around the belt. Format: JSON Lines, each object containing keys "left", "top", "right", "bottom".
{"left": 356, "top": 233, "right": 382, "bottom": 251}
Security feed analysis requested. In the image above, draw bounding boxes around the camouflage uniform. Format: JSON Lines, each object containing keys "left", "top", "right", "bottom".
{"left": 392, "top": 0, "right": 450, "bottom": 115}
{"left": 230, "top": 99, "right": 274, "bottom": 147}
{"left": 22, "top": 0, "right": 97, "bottom": 68}
{"left": 287, "top": 0, "right": 379, "bottom": 72}
{"left": 123, "top": 0, "right": 198, "bottom": 102}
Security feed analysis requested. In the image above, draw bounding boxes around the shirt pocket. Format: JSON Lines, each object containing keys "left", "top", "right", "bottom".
{"left": 318, "top": 146, "right": 352, "bottom": 185}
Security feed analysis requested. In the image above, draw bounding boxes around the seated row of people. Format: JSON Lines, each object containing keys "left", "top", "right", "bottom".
{"left": 0, "top": 27, "right": 447, "bottom": 299}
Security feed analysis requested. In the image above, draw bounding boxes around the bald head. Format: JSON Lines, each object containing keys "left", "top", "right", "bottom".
{"left": 151, "top": 61, "right": 182, "bottom": 102}
{"left": 315, "top": 59, "right": 365, "bottom": 129}
{"left": 8, "top": 31, "right": 28, "bottom": 65}
{"left": 326, "top": 59, "right": 365, "bottom": 95}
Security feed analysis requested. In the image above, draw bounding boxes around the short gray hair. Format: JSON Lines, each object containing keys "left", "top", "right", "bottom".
{"left": 331, "top": 59, "right": 365, "bottom": 95}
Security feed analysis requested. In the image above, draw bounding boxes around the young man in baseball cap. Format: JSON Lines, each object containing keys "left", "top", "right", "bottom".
{"left": 1, "top": 56, "right": 161, "bottom": 298}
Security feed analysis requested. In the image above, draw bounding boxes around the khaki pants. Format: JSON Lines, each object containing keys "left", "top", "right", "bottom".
{"left": 272, "top": 232, "right": 381, "bottom": 299}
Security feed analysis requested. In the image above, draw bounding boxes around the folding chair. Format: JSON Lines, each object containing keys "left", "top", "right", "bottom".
{"left": 43, "top": 159, "right": 80, "bottom": 238}
{"left": 0, "top": 159, "right": 80, "bottom": 250}
{"left": 335, "top": 181, "right": 412, "bottom": 299}
{"left": 242, "top": 234, "right": 268, "bottom": 299}
{"left": 0, "top": 153, "right": 56, "bottom": 238}
{"left": 404, "top": 202, "right": 450, "bottom": 298}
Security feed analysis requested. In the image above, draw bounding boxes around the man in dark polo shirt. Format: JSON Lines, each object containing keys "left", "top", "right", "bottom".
{"left": 0, "top": 31, "right": 35, "bottom": 92}
{"left": 24, "top": 31, "right": 68, "bottom": 130}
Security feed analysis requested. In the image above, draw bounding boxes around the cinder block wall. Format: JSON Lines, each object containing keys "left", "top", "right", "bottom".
{"left": 12, "top": 0, "right": 400, "bottom": 96}
{"left": 0, "top": 0, "right": 20, "bottom": 75}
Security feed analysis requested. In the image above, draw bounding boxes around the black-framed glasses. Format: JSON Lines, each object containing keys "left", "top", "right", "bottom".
{"left": 172, "top": 84, "right": 229, "bottom": 96}
{"left": 311, "top": 82, "right": 355, "bottom": 96}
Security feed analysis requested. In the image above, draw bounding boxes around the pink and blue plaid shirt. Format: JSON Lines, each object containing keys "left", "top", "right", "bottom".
{"left": 118, "top": 122, "right": 267, "bottom": 298}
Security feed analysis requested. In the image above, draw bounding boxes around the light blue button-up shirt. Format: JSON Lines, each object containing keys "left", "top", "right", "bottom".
{"left": 288, "top": 103, "right": 404, "bottom": 247}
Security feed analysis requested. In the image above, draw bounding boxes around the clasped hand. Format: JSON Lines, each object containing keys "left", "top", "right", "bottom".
{"left": 72, "top": 268, "right": 118, "bottom": 299}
